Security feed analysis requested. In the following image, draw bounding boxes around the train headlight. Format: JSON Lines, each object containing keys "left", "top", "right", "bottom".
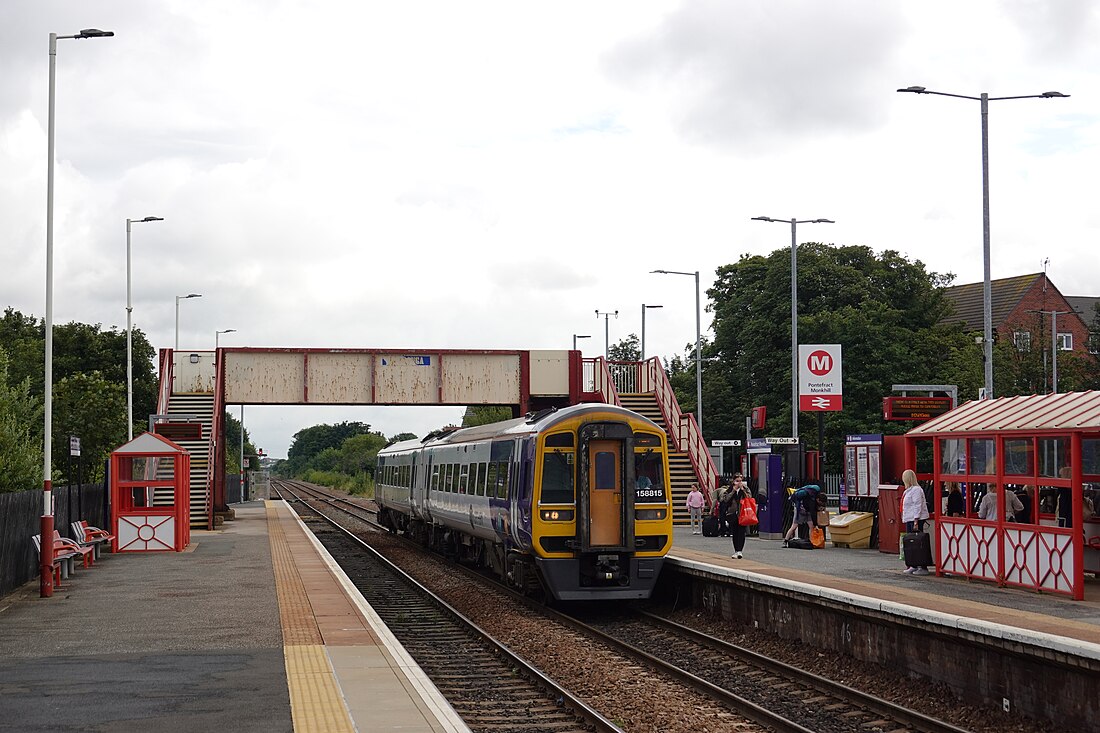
{"left": 635, "top": 509, "right": 667, "bottom": 521}
{"left": 540, "top": 509, "right": 575, "bottom": 521}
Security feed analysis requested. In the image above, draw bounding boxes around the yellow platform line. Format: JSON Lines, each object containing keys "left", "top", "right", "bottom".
{"left": 267, "top": 501, "right": 355, "bottom": 733}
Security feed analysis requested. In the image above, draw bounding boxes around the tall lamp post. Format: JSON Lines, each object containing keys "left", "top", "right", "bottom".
{"left": 595, "top": 310, "right": 618, "bottom": 358}
{"left": 897, "top": 85, "right": 1068, "bottom": 400}
{"left": 751, "top": 217, "right": 833, "bottom": 440}
{"left": 572, "top": 334, "right": 591, "bottom": 351}
{"left": 640, "top": 304, "right": 663, "bottom": 360}
{"left": 42, "top": 27, "right": 114, "bottom": 598}
{"left": 215, "top": 328, "right": 236, "bottom": 349}
{"left": 126, "top": 216, "right": 163, "bottom": 440}
{"left": 174, "top": 293, "right": 202, "bottom": 351}
{"left": 651, "top": 269, "right": 703, "bottom": 435}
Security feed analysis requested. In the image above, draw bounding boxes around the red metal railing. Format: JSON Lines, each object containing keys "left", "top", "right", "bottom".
{"left": 644, "top": 356, "right": 718, "bottom": 492}
{"left": 155, "top": 349, "right": 174, "bottom": 417}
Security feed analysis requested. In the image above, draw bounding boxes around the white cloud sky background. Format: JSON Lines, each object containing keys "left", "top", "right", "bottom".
{"left": 4, "top": 1, "right": 1098, "bottom": 457}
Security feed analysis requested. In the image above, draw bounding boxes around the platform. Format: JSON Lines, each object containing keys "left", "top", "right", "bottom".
{"left": 0, "top": 501, "right": 469, "bottom": 733}
{"left": 668, "top": 524, "right": 1100, "bottom": 647}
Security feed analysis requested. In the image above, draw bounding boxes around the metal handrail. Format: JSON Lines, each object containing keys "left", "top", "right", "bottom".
{"left": 646, "top": 356, "right": 719, "bottom": 492}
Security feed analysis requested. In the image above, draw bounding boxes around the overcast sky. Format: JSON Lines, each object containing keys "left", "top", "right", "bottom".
{"left": 5, "top": 2, "right": 1098, "bottom": 457}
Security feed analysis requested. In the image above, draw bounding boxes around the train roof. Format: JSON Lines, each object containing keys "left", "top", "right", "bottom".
{"left": 378, "top": 403, "right": 663, "bottom": 455}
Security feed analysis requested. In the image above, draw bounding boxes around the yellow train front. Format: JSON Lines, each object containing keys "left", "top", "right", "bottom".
{"left": 523, "top": 404, "right": 673, "bottom": 600}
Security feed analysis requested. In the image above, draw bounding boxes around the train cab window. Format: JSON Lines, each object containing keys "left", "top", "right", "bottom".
{"left": 633, "top": 432, "right": 662, "bottom": 448}
{"left": 635, "top": 450, "right": 666, "bottom": 503}
{"left": 594, "top": 451, "right": 617, "bottom": 490}
{"left": 541, "top": 449, "right": 575, "bottom": 504}
{"left": 545, "top": 433, "right": 574, "bottom": 448}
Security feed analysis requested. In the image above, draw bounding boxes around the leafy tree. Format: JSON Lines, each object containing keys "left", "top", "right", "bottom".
{"left": 461, "top": 406, "right": 512, "bottom": 427}
{"left": 703, "top": 243, "right": 974, "bottom": 470}
{"left": 608, "top": 334, "right": 640, "bottom": 362}
{"left": 387, "top": 432, "right": 418, "bottom": 445}
{"left": 335, "top": 432, "right": 388, "bottom": 476}
{"left": 53, "top": 371, "right": 126, "bottom": 483}
{"left": 286, "top": 421, "right": 373, "bottom": 475}
{"left": 0, "top": 347, "right": 43, "bottom": 493}
{"left": 224, "top": 410, "right": 257, "bottom": 474}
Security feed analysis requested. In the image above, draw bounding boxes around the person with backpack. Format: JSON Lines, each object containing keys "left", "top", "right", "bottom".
{"left": 783, "top": 484, "right": 821, "bottom": 548}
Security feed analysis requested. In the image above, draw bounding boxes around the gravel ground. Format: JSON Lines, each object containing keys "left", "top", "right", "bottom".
{"left": 305, "top": 492, "right": 1057, "bottom": 732}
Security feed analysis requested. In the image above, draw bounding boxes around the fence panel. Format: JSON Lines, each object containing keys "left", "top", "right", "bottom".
{"left": 0, "top": 484, "right": 108, "bottom": 599}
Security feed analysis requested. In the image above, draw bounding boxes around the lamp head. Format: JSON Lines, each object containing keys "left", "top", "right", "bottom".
{"left": 77, "top": 29, "right": 114, "bottom": 38}
{"left": 1041, "top": 91, "right": 1069, "bottom": 98}
{"left": 186, "top": 293, "right": 201, "bottom": 299}
{"left": 751, "top": 216, "right": 776, "bottom": 222}
{"left": 812, "top": 219, "right": 835, "bottom": 224}
{"left": 898, "top": 86, "right": 927, "bottom": 93}
{"left": 141, "top": 216, "right": 164, "bottom": 222}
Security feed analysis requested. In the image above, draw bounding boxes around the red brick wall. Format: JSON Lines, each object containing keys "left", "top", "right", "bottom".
{"left": 1000, "top": 280, "right": 1091, "bottom": 354}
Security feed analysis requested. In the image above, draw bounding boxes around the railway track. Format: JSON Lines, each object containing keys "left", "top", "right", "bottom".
{"left": 273, "top": 480, "right": 621, "bottom": 733}
{"left": 273, "top": 480, "right": 972, "bottom": 733}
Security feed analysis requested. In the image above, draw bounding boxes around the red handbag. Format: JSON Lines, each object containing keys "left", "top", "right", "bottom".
{"left": 738, "top": 497, "right": 759, "bottom": 526}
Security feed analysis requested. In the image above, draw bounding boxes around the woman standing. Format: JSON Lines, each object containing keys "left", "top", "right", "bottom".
{"left": 901, "top": 469, "right": 930, "bottom": 575}
{"left": 726, "top": 475, "right": 751, "bottom": 559}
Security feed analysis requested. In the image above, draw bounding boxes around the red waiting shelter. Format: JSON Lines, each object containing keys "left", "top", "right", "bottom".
{"left": 905, "top": 391, "right": 1100, "bottom": 600}
{"left": 109, "top": 432, "right": 191, "bottom": 552}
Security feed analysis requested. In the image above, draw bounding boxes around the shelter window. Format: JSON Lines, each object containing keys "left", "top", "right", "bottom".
{"left": 969, "top": 439, "right": 995, "bottom": 476}
{"left": 540, "top": 449, "right": 575, "bottom": 504}
{"left": 1004, "top": 439, "right": 1034, "bottom": 476}
{"left": 1082, "top": 438, "right": 1100, "bottom": 475}
{"left": 940, "top": 439, "right": 966, "bottom": 475}
{"left": 1057, "top": 333, "right": 1073, "bottom": 351}
{"left": 1038, "top": 438, "right": 1070, "bottom": 479}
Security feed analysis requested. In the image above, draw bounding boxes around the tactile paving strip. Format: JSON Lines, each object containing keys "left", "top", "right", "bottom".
{"left": 267, "top": 501, "right": 355, "bottom": 732}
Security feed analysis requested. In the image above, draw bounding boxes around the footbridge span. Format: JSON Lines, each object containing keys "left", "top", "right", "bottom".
{"left": 154, "top": 348, "right": 716, "bottom": 528}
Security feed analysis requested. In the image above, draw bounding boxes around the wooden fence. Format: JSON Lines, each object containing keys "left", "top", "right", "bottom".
{"left": 0, "top": 484, "right": 107, "bottom": 599}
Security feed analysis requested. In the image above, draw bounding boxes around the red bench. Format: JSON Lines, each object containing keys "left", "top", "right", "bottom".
{"left": 72, "top": 521, "right": 115, "bottom": 558}
{"left": 32, "top": 534, "right": 79, "bottom": 586}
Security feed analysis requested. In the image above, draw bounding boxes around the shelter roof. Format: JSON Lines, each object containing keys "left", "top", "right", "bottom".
{"left": 940, "top": 273, "right": 1042, "bottom": 330}
{"left": 907, "top": 391, "right": 1100, "bottom": 435}
{"left": 113, "top": 431, "right": 187, "bottom": 454}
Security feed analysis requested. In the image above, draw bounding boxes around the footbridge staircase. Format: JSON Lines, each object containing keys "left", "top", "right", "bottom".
{"left": 582, "top": 357, "right": 718, "bottom": 524}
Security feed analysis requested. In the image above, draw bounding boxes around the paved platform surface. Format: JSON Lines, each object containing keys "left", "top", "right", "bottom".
{"left": 0, "top": 501, "right": 468, "bottom": 733}
{"left": 669, "top": 524, "right": 1100, "bottom": 647}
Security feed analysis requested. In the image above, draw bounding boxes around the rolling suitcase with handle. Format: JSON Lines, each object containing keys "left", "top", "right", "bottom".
{"left": 902, "top": 531, "right": 933, "bottom": 568}
{"left": 702, "top": 516, "right": 720, "bottom": 537}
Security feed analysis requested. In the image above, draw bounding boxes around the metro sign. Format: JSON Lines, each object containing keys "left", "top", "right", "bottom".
{"left": 798, "top": 344, "right": 843, "bottom": 412}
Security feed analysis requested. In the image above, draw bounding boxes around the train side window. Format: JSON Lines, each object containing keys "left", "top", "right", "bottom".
{"left": 431, "top": 466, "right": 439, "bottom": 491}
{"left": 594, "top": 451, "right": 617, "bottom": 490}
{"left": 450, "top": 463, "right": 460, "bottom": 493}
{"left": 541, "top": 449, "right": 575, "bottom": 504}
{"left": 473, "top": 463, "right": 485, "bottom": 496}
{"left": 459, "top": 466, "right": 469, "bottom": 494}
{"left": 486, "top": 462, "right": 498, "bottom": 496}
{"left": 497, "top": 462, "right": 511, "bottom": 498}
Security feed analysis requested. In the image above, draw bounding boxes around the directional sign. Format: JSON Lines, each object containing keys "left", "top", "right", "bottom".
{"left": 799, "top": 344, "right": 843, "bottom": 411}
{"left": 765, "top": 437, "right": 799, "bottom": 445}
{"left": 711, "top": 439, "right": 742, "bottom": 447}
{"left": 69, "top": 435, "right": 81, "bottom": 457}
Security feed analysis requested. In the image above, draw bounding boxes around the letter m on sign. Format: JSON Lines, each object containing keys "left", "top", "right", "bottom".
{"left": 810, "top": 353, "right": 831, "bottom": 373}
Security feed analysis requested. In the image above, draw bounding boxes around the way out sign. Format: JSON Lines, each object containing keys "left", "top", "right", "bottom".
{"left": 798, "top": 344, "right": 842, "bottom": 411}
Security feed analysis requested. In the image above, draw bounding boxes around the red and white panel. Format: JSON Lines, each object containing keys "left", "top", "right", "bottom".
{"left": 938, "top": 520, "right": 999, "bottom": 582}
{"left": 117, "top": 515, "right": 176, "bottom": 552}
{"left": 1035, "top": 530, "right": 1075, "bottom": 595}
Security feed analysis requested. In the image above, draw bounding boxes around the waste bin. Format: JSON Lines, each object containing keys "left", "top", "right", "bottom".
{"left": 829, "top": 511, "right": 874, "bottom": 548}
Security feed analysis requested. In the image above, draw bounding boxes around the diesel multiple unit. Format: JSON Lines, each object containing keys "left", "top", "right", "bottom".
{"left": 375, "top": 403, "right": 673, "bottom": 600}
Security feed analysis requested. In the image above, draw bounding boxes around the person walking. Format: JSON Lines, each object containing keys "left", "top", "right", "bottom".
{"left": 686, "top": 483, "right": 706, "bottom": 534}
{"left": 717, "top": 480, "right": 735, "bottom": 536}
{"left": 901, "top": 469, "right": 931, "bottom": 575}
{"left": 726, "top": 475, "right": 752, "bottom": 558}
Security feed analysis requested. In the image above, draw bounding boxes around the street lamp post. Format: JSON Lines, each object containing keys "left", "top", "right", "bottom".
{"left": 651, "top": 269, "right": 703, "bottom": 435}
{"left": 751, "top": 217, "right": 834, "bottom": 440}
{"left": 640, "top": 304, "right": 663, "bottom": 360}
{"left": 42, "top": 27, "right": 114, "bottom": 597}
{"left": 595, "top": 310, "right": 618, "bottom": 358}
{"left": 174, "top": 293, "right": 202, "bottom": 351}
{"left": 897, "top": 86, "right": 1068, "bottom": 400}
{"left": 572, "top": 334, "right": 591, "bottom": 351}
{"left": 126, "top": 216, "right": 163, "bottom": 440}
{"left": 215, "top": 329, "right": 236, "bottom": 349}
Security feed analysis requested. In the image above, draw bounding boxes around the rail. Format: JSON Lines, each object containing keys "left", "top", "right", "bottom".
{"left": 583, "top": 356, "right": 621, "bottom": 406}
{"left": 646, "top": 356, "right": 719, "bottom": 492}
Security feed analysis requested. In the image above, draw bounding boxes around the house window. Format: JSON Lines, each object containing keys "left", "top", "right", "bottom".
{"left": 1057, "top": 333, "right": 1073, "bottom": 351}
{"left": 1013, "top": 330, "right": 1031, "bottom": 352}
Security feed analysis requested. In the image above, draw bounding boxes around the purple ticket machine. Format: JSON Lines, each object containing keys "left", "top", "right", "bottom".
{"left": 750, "top": 441, "right": 785, "bottom": 539}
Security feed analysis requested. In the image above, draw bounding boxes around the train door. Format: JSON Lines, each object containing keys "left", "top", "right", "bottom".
{"left": 588, "top": 440, "right": 623, "bottom": 546}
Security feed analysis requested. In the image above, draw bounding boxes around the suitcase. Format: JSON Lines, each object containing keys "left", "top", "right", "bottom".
{"left": 902, "top": 532, "right": 933, "bottom": 568}
{"left": 702, "top": 516, "right": 720, "bottom": 537}
{"left": 786, "top": 537, "right": 814, "bottom": 550}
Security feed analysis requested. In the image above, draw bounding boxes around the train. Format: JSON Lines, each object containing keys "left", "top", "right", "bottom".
{"left": 374, "top": 403, "right": 674, "bottom": 601}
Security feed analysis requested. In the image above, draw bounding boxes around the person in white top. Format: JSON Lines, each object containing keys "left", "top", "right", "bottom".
{"left": 686, "top": 484, "right": 706, "bottom": 534}
{"left": 901, "top": 469, "right": 930, "bottom": 575}
{"left": 977, "top": 484, "right": 1023, "bottom": 522}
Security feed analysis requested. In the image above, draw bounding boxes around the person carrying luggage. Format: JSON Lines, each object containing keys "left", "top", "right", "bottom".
{"left": 783, "top": 484, "right": 820, "bottom": 547}
{"left": 901, "top": 469, "right": 931, "bottom": 575}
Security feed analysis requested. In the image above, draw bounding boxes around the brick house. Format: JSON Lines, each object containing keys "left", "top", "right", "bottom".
{"left": 940, "top": 273, "right": 1093, "bottom": 356}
